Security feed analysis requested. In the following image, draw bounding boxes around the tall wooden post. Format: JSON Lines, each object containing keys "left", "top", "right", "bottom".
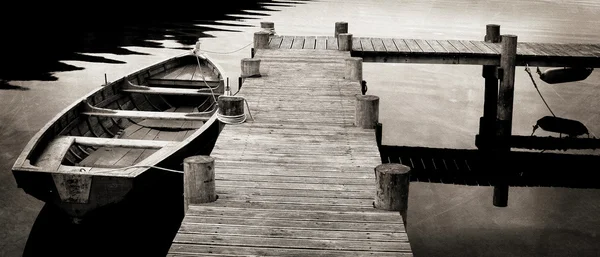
{"left": 183, "top": 156, "right": 217, "bottom": 212}
{"left": 494, "top": 34, "right": 518, "bottom": 207}
{"left": 355, "top": 95, "right": 379, "bottom": 129}
{"left": 374, "top": 163, "right": 411, "bottom": 226}
{"left": 338, "top": 33, "right": 353, "bottom": 51}
{"left": 345, "top": 57, "right": 363, "bottom": 82}
{"left": 260, "top": 21, "right": 275, "bottom": 35}
{"left": 335, "top": 21, "right": 348, "bottom": 37}
{"left": 479, "top": 24, "right": 501, "bottom": 149}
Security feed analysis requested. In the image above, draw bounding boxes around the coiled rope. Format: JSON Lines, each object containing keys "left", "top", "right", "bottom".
{"left": 216, "top": 97, "right": 254, "bottom": 124}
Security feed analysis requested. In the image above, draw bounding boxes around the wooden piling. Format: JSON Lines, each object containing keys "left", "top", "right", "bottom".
{"left": 338, "top": 33, "right": 353, "bottom": 51}
{"left": 253, "top": 31, "right": 270, "bottom": 50}
{"left": 479, "top": 24, "right": 501, "bottom": 149}
{"left": 355, "top": 95, "right": 379, "bottom": 129}
{"left": 494, "top": 34, "right": 518, "bottom": 207}
{"left": 497, "top": 34, "right": 518, "bottom": 143}
{"left": 374, "top": 163, "right": 411, "bottom": 226}
{"left": 241, "top": 58, "right": 261, "bottom": 78}
{"left": 218, "top": 96, "right": 245, "bottom": 117}
{"left": 335, "top": 21, "right": 348, "bottom": 37}
{"left": 183, "top": 155, "right": 217, "bottom": 212}
{"left": 344, "top": 57, "right": 363, "bottom": 81}
{"left": 260, "top": 21, "right": 275, "bottom": 35}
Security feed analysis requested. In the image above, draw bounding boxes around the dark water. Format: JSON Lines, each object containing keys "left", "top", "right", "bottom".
{"left": 1, "top": 0, "right": 600, "bottom": 256}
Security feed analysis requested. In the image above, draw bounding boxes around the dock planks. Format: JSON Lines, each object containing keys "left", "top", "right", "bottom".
{"left": 266, "top": 35, "right": 600, "bottom": 67}
{"left": 168, "top": 49, "right": 412, "bottom": 256}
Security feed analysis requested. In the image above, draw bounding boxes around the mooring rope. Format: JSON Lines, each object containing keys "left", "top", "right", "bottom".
{"left": 525, "top": 64, "right": 556, "bottom": 117}
{"left": 79, "top": 165, "right": 183, "bottom": 174}
{"left": 193, "top": 39, "right": 254, "bottom": 125}
{"left": 199, "top": 42, "right": 253, "bottom": 55}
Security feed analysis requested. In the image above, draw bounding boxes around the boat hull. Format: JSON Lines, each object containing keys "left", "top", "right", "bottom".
{"left": 12, "top": 52, "right": 225, "bottom": 219}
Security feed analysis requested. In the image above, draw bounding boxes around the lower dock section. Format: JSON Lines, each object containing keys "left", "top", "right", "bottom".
{"left": 169, "top": 204, "right": 411, "bottom": 256}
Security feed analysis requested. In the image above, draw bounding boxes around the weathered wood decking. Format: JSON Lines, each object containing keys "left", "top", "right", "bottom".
{"left": 168, "top": 49, "right": 412, "bottom": 256}
{"left": 268, "top": 35, "right": 600, "bottom": 67}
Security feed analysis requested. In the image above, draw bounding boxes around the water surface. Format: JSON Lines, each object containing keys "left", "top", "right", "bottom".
{"left": 1, "top": 0, "right": 599, "bottom": 256}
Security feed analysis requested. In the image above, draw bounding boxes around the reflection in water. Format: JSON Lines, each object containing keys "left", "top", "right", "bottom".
{"left": 0, "top": 1, "right": 309, "bottom": 87}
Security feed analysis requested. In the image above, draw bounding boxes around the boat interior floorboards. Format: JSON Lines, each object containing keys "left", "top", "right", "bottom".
{"left": 77, "top": 106, "right": 202, "bottom": 168}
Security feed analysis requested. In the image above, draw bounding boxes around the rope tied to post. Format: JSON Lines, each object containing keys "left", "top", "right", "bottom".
{"left": 192, "top": 39, "right": 254, "bottom": 125}
{"left": 216, "top": 96, "right": 254, "bottom": 125}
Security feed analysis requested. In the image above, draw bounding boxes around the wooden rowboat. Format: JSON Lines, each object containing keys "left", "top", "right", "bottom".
{"left": 12, "top": 50, "right": 226, "bottom": 220}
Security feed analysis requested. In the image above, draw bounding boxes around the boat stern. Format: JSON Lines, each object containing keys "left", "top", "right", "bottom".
{"left": 13, "top": 167, "right": 134, "bottom": 218}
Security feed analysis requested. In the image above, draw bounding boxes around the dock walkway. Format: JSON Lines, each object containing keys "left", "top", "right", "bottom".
{"left": 268, "top": 35, "right": 600, "bottom": 67}
{"left": 167, "top": 48, "right": 412, "bottom": 256}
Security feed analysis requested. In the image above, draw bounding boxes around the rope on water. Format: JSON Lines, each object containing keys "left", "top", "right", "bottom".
{"left": 525, "top": 64, "right": 556, "bottom": 117}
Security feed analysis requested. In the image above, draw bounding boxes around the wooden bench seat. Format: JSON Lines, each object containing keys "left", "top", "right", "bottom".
{"left": 82, "top": 100, "right": 212, "bottom": 121}
{"left": 83, "top": 109, "right": 212, "bottom": 121}
{"left": 146, "top": 78, "right": 222, "bottom": 88}
{"left": 122, "top": 81, "right": 221, "bottom": 96}
{"left": 71, "top": 136, "right": 177, "bottom": 149}
{"left": 33, "top": 136, "right": 178, "bottom": 171}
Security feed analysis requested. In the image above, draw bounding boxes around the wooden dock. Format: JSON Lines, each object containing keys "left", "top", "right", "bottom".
{"left": 166, "top": 21, "right": 600, "bottom": 255}
{"left": 167, "top": 47, "right": 412, "bottom": 255}
{"left": 268, "top": 35, "right": 600, "bottom": 67}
